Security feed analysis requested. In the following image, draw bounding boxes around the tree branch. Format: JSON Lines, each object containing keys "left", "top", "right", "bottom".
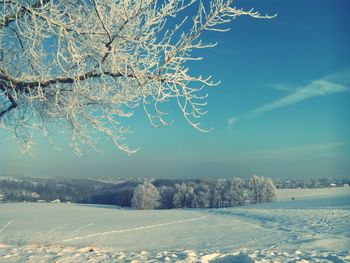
{"left": 0, "top": 0, "right": 52, "bottom": 28}
{"left": 0, "top": 83, "right": 17, "bottom": 117}
{"left": 0, "top": 69, "right": 162, "bottom": 92}
{"left": 92, "top": 0, "right": 112, "bottom": 43}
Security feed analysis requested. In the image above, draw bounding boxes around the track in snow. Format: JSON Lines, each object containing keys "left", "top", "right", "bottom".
{"left": 62, "top": 215, "right": 207, "bottom": 242}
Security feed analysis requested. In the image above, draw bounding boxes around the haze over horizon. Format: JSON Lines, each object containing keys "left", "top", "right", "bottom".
{"left": 1, "top": 0, "right": 349, "bottom": 180}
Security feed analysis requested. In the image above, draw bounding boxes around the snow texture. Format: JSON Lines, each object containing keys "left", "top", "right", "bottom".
{"left": 0, "top": 187, "right": 349, "bottom": 262}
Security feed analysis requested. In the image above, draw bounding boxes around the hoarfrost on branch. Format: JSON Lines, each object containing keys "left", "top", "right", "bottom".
{"left": 0, "top": 0, "right": 274, "bottom": 154}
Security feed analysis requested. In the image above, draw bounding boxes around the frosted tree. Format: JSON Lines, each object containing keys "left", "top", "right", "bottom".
{"left": 0, "top": 0, "right": 274, "bottom": 154}
{"left": 211, "top": 179, "right": 226, "bottom": 208}
{"left": 247, "top": 175, "right": 262, "bottom": 204}
{"left": 248, "top": 175, "right": 277, "bottom": 204}
{"left": 172, "top": 183, "right": 194, "bottom": 208}
{"left": 158, "top": 185, "right": 175, "bottom": 209}
{"left": 131, "top": 181, "right": 160, "bottom": 209}
{"left": 192, "top": 183, "right": 211, "bottom": 208}
{"left": 261, "top": 177, "right": 277, "bottom": 202}
{"left": 227, "top": 177, "right": 245, "bottom": 206}
{"left": 311, "top": 178, "right": 320, "bottom": 188}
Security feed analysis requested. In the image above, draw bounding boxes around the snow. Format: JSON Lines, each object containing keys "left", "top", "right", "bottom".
{"left": 0, "top": 187, "right": 349, "bottom": 262}
{"left": 276, "top": 187, "right": 350, "bottom": 201}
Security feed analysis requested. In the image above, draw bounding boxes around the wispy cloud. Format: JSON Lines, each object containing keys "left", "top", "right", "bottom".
{"left": 270, "top": 83, "right": 296, "bottom": 92}
{"left": 249, "top": 78, "right": 348, "bottom": 117}
{"left": 227, "top": 117, "right": 237, "bottom": 127}
{"left": 226, "top": 71, "right": 349, "bottom": 127}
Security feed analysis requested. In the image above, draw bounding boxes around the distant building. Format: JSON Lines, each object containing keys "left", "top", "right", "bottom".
{"left": 37, "top": 199, "right": 46, "bottom": 203}
{"left": 51, "top": 199, "right": 61, "bottom": 203}
{"left": 330, "top": 183, "right": 336, "bottom": 188}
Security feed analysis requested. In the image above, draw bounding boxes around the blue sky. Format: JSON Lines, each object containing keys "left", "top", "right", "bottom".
{"left": 1, "top": 0, "right": 349, "bottom": 180}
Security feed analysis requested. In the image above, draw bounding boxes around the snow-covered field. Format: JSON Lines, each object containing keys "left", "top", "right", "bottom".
{"left": 0, "top": 187, "right": 349, "bottom": 262}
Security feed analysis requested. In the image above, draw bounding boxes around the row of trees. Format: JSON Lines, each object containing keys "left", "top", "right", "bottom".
{"left": 0, "top": 176, "right": 276, "bottom": 209}
{"left": 131, "top": 176, "right": 277, "bottom": 209}
{"left": 274, "top": 178, "right": 349, "bottom": 189}
{"left": 0, "top": 178, "right": 111, "bottom": 203}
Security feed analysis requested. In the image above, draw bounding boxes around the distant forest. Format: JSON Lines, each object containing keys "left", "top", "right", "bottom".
{"left": 274, "top": 178, "right": 349, "bottom": 189}
{"left": 0, "top": 176, "right": 348, "bottom": 209}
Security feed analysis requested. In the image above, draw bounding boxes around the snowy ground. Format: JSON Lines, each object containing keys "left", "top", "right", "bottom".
{"left": 0, "top": 187, "right": 349, "bottom": 262}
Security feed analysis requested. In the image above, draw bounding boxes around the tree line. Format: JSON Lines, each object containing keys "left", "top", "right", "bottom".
{"left": 131, "top": 176, "right": 277, "bottom": 209}
{"left": 274, "top": 178, "right": 349, "bottom": 189}
{"left": 0, "top": 175, "right": 277, "bottom": 209}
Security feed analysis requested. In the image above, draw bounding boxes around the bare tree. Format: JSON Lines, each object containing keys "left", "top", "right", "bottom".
{"left": 0, "top": 0, "right": 273, "bottom": 154}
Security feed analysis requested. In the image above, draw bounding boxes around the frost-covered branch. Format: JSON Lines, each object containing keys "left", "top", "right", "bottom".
{"left": 0, "top": 0, "right": 274, "bottom": 154}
